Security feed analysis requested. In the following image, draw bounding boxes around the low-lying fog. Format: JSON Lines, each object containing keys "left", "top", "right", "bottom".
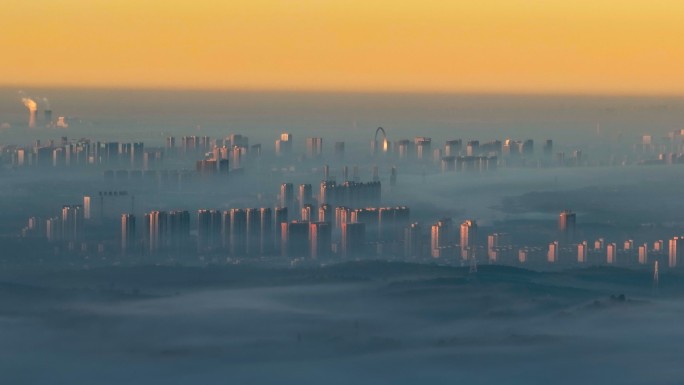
{"left": 0, "top": 263, "right": 680, "bottom": 384}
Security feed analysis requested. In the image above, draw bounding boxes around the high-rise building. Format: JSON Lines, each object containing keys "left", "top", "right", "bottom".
{"left": 669, "top": 237, "right": 682, "bottom": 268}
{"left": 121, "top": 214, "right": 136, "bottom": 254}
{"left": 83, "top": 195, "right": 91, "bottom": 220}
{"left": 335, "top": 206, "right": 351, "bottom": 229}
{"left": 300, "top": 204, "right": 314, "bottom": 222}
{"left": 306, "top": 137, "right": 323, "bottom": 159}
{"left": 445, "top": 139, "right": 462, "bottom": 156}
{"left": 61, "top": 205, "right": 84, "bottom": 242}
{"left": 341, "top": 222, "right": 365, "bottom": 258}
{"left": 594, "top": 238, "right": 605, "bottom": 250}
{"left": 404, "top": 222, "right": 422, "bottom": 258}
{"left": 431, "top": 218, "right": 453, "bottom": 258}
{"left": 298, "top": 184, "right": 313, "bottom": 212}
{"left": 309, "top": 222, "right": 331, "bottom": 259}
{"left": 245, "top": 208, "right": 261, "bottom": 255}
{"left": 607, "top": 243, "right": 617, "bottom": 264}
{"left": 414, "top": 137, "right": 432, "bottom": 161}
{"left": 460, "top": 219, "right": 477, "bottom": 260}
{"left": 229, "top": 209, "right": 247, "bottom": 256}
{"left": 144, "top": 210, "right": 167, "bottom": 253}
{"left": 274, "top": 207, "right": 288, "bottom": 253}
{"left": 46, "top": 217, "right": 60, "bottom": 242}
{"left": 351, "top": 208, "right": 379, "bottom": 240}
{"left": 318, "top": 204, "right": 331, "bottom": 223}
{"left": 280, "top": 183, "right": 295, "bottom": 210}
{"left": 378, "top": 206, "right": 410, "bottom": 242}
{"left": 487, "top": 233, "right": 511, "bottom": 262}
{"left": 547, "top": 241, "right": 559, "bottom": 263}
{"left": 559, "top": 210, "right": 576, "bottom": 243}
{"left": 466, "top": 140, "right": 479, "bottom": 156}
{"left": 624, "top": 239, "right": 634, "bottom": 251}
{"left": 334, "top": 141, "right": 345, "bottom": 159}
{"left": 518, "top": 248, "right": 528, "bottom": 264}
{"left": 275, "top": 132, "right": 293, "bottom": 156}
{"left": 281, "top": 221, "right": 310, "bottom": 258}
{"left": 221, "top": 210, "right": 231, "bottom": 250}
{"left": 259, "top": 208, "right": 273, "bottom": 255}
{"left": 638, "top": 244, "right": 648, "bottom": 265}
{"left": 197, "top": 209, "right": 222, "bottom": 252}
{"left": 654, "top": 240, "right": 664, "bottom": 252}
{"left": 577, "top": 241, "right": 588, "bottom": 263}
{"left": 168, "top": 210, "right": 190, "bottom": 252}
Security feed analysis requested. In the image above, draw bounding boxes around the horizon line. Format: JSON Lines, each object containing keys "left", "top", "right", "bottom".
{"left": 2, "top": 83, "right": 684, "bottom": 98}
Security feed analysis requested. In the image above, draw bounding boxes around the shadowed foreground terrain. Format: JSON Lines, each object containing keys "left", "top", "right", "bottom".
{"left": 0, "top": 262, "right": 680, "bottom": 384}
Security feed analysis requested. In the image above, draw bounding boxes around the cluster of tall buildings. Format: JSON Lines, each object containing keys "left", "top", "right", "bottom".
{"left": 428, "top": 219, "right": 478, "bottom": 259}
{"left": 3, "top": 138, "right": 164, "bottom": 169}
{"left": 279, "top": 181, "right": 381, "bottom": 211}
{"left": 116, "top": 204, "right": 410, "bottom": 260}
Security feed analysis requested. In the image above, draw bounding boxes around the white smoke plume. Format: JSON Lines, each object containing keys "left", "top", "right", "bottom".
{"left": 21, "top": 97, "right": 37, "bottom": 112}
{"left": 21, "top": 97, "right": 38, "bottom": 128}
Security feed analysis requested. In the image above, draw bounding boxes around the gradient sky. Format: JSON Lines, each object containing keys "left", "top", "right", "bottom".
{"left": 2, "top": 0, "right": 683, "bottom": 93}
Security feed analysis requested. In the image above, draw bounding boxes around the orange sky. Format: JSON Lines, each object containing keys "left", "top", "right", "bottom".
{"left": 2, "top": 0, "right": 683, "bottom": 93}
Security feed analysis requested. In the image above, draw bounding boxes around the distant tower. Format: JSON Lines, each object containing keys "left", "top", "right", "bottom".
{"left": 653, "top": 261, "right": 659, "bottom": 290}
{"left": 121, "top": 214, "right": 136, "bottom": 255}
{"left": 83, "top": 195, "right": 91, "bottom": 220}
{"left": 577, "top": 241, "right": 588, "bottom": 263}
{"left": 669, "top": 237, "right": 682, "bottom": 268}
{"left": 404, "top": 222, "right": 422, "bottom": 258}
{"left": 306, "top": 137, "right": 323, "bottom": 159}
{"left": 275, "top": 132, "right": 293, "bottom": 156}
{"left": 638, "top": 244, "right": 648, "bottom": 265}
{"left": 341, "top": 222, "right": 365, "bottom": 258}
{"left": 280, "top": 183, "right": 295, "bottom": 209}
{"left": 460, "top": 219, "right": 477, "bottom": 260}
{"left": 297, "top": 184, "right": 313, "bottom": 212}
{"left": 547, "top": 241, "right": 559, "bottom": 263}
{"left": 607, "top": 243, "right": 617, "bottom": 264}
{"left": 390, "top": 166, "right": 397, "bottom": 187}
{"left": 334, "top": 141, "right": 345, "bottom": 159}
{"left": 559, "top": 210, "right": 576, "bottom": 243}
{"left": 431, "top": 218, "right": 452, "bottom": 258}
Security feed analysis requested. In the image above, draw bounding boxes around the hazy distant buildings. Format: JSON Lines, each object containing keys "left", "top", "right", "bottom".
{"left": 306, "top": 137, "right": 323, "bottom": 159}
{"left": 559, "top": 210, "right": 576, "bottom": 243}
{"left": 275, "top": 132, "right": 293, "bottom": 156}
{"left": 61, "top": 205, "right": 84, "bottom": 242}
{"left": 121, "top": 214, "right": 136, "bottom": 254}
